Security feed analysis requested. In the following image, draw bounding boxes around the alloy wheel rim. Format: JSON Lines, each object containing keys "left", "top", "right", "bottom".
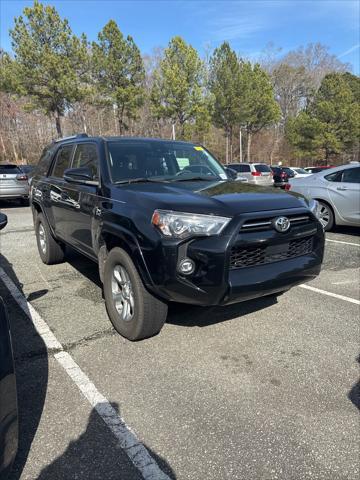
{"left": 318, "top": 204, "right": 330, "bottom": 228}
{"left": 38, "top": 223, "right": 47, "bottom": 254}
{"left": 111, "top": 265, "right": 134, "bottom": 322}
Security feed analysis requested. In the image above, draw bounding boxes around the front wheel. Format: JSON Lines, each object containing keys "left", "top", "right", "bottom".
{"left": 317, "top": 201, "right": 334, "bottom": 231}
{"left": 103, "top": 247, "right": 168, "bottom": 341}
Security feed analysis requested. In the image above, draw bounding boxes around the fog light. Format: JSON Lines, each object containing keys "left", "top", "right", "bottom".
{"left": 178, "top": 258, "right": 195, "bottom": 275}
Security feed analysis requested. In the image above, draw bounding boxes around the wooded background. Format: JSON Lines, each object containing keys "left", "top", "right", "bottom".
{"left": 0, "top": 1, "right": 359, "bottom": 166}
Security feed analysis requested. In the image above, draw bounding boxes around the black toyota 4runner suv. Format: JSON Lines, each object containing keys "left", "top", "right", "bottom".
{"left": 30, "top": 135, "right": 324, "bottom": 340}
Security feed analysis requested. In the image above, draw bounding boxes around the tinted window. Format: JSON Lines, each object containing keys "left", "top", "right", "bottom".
{"left": 36, "top": 146, "right": 56, "bottom": 176}
{"left": 52, "top": 145, "right": 73, "bottom": 178}
{"left": 230, "top": 164, "right": 250, "bottom": 172}
{"left": 254, "top": 164, "right": 271, "bottom": 173}
{"left": 342, "top": 167, "right": 360, "bottom": 183}
{"left": 72, "top": 143, "right": 99, "bottom": 179}
{"left": 325, "top": 171, "right": 343, "bottom": 182}
{"left": 0, "top": 165, "right": 21, "bottom": 174}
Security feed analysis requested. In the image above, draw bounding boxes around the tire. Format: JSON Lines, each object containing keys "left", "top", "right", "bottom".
{"left": 35, "top": 213, "right": 65, "bottom": 264}
{"left": 317, "top": 201, "right": 334, "bottom": 231}
{"left": 20, "top": 197, "right": 29, "bottom": 206}
{"left": 103, "top": 247, "right": 168, "bottom": 341}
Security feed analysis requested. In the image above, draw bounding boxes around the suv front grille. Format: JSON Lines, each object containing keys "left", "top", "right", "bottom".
{"left": 230, "top": 236, "right": 313, "bottom": 269}
{"left": 240, "top": 214, "right": 310, "bottom": 232}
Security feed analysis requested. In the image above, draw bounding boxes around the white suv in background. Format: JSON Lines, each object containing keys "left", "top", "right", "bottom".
{"left": 227, "top": 163, "right": 273, "bottom": 185}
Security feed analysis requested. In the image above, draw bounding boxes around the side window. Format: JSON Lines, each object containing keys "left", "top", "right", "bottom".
{"left": 342, "top": 167, "right": 360, "bottom": 184}
{"left": 325, "top": 171, "right": 343, "bottom": 182}
{"left": 239, "top": 164, "right": 251, "bottom": 172}
{"left": 72, "top": 143, "right": 99, "bottom": 179}
{"left": 51, "top": 145, "right": 73, "bottom": 178}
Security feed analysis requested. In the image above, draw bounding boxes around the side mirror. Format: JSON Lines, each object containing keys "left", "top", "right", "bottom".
{"left": 224, "top": 167, "right": 237, "bottom": 180}
{"left": 64, "top": 167, "right": 98, "bottom": 186}
{"left": 0, "top": 213, "right": 8, "bottom": 231}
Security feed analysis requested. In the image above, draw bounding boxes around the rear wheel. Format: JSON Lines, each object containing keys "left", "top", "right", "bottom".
{"left": 103, "top": 247, "right": 168, "bottom": 341}
{"left": 317, "top": 201, "right": 334, "bottom": 231}
{"left": 35, "top": 213, "right": 65, "bottom": 264}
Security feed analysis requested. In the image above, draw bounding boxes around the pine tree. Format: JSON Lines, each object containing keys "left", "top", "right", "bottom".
{"left": 92, "top": 20, "right": 145, "bottom": 135}
{"left": 151, "top": 36, "right": 209, "bottom": 139}
{"left": 4, "top": 0, "right": 88, "bottom": 137}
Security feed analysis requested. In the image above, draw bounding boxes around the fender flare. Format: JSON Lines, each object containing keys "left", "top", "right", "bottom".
{"left": 96, "top": 223, "right": 155, "bottom": 289}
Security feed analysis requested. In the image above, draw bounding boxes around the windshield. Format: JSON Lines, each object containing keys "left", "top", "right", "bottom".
{"left": 107, "top": 141, "right": 227, "bottom": 183}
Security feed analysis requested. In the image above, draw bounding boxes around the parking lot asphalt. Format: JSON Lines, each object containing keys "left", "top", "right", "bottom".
{"left": 0, "top": 203, "right": 359, "bottom": 480}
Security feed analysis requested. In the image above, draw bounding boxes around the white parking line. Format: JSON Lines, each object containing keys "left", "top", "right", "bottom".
{"left": 0, "top": 267, "right": 170, "bottom": 480}
{"left": 299, "top": 284, "right": 360, "bottom": 305}
{"left": 326, "top": 239, "right": 360, "bottom": 247}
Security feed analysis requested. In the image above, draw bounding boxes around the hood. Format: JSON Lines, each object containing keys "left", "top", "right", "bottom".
{"left": 112, "top": 179, "right": 310, "bottom": 216}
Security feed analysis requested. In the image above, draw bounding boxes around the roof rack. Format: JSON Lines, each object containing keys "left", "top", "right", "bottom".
{"left": 53, "top": 133, "right": 88, "bottom": 143}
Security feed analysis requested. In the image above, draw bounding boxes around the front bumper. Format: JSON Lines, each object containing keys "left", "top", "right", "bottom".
{"left": 143, "top": 209, "right": 325, "bottom": 306}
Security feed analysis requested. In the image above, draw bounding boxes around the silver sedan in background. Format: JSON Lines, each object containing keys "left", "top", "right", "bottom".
{"left": 286, "top": 163, "right": 360, "bottom": 230}
{"left": 0, "top": 164, "right": 29, "bottom": 204}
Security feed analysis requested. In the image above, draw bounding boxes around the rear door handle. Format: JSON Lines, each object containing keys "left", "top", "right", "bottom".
{"left": 336, "top": 186, "right": 347, "bottom": 191}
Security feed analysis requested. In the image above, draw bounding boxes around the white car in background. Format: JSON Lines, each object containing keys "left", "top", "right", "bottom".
{"left": 289, "top": 167, "right": 312, "bottom": 178}
{"left": 286, "top": 164, "right": 360, "bottom": 231}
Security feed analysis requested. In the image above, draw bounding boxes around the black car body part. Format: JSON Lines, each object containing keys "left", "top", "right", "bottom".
{"left": 0, "top": 212, "right": 18, "bottom": 478}
{"left": 30, "top": 136, "right": 324, "bottom": 340}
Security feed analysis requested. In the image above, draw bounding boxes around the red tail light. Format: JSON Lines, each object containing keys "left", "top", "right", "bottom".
{"left": 284, "top": 183, "right": 291, "bottom": 191}
{"left": 251, "top": 171, "right": 261, "bottom": 176}
{"left": 16, "top": 174, "right": 28, "bottom": 181}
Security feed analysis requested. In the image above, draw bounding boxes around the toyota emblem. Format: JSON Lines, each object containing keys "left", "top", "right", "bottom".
{"left": 273, "top": 216, "right": 290, "bottom": 233}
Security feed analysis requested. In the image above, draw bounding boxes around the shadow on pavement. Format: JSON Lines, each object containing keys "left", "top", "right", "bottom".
{"left": 348, "top": 354, "right": 360, "bottom": 411}
{"left": 0, "top": 253, "right": 176, "bottom": 479}
{"left": 331, "top": 225, "right": 360, "bottom": 237}
{"left": 0, "top": 254, "right": 48, "bottom": 480}
{"left": 167, "top": 295, "right": 278, "bottom": 327}
{"left": 36, "top": 402, "right": 176, "bottom": 480}
{"left": 0, "top": 200, "right": 28, "bottom": 210}
{"left": 65, "top": 248, "right": 103, "bottom": 289}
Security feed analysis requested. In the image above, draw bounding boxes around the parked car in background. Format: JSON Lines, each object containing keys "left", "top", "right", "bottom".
{"left": 0, "top": 213, "right": 18, "bottom": 479}
{"left": 227, "top": 163, "right": 273, "bottom": 185}
{"left": 30, "top": 135, "right": 324, "bottom": 341}
{"left": 270, "top": 166, "right": 295, "bottom": 188}
{"left": 286, "top": 164, "right": 360, "bottom": 230}
{"left": 289, "top": 167, "right": 312, "bottom": 178}
{"left": 304, "top": 166, "right": 334, "bottom": 174}
{"left": 0, "top": 164, "right": 29, "bottom": 204}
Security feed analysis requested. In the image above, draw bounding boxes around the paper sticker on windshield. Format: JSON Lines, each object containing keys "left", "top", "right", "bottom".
{"left": 194, "top": 146, "right": 204, "bottom": 151}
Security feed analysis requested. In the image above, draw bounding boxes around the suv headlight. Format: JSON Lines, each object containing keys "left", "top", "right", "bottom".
{"left": 309, "top": 199, "right": 321, "bottom": 220}
{"left": 152, "top": 209, "right": 231, "bottom": 238}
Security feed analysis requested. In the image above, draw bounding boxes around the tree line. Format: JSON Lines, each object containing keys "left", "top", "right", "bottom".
{"left": 0, "top": 0, "right": 359, "bottom": 166}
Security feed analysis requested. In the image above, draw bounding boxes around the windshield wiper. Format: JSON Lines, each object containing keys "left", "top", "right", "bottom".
{"left": 170, "top": 176, "right": 219, "bottom": 182}
{"left": 114, "top": 177, "right": 170, "bottom": 185}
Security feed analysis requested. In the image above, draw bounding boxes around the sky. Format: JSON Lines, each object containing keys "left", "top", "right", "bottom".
{"left": 1, "top": 0, "right": 359, "bottom": 73}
